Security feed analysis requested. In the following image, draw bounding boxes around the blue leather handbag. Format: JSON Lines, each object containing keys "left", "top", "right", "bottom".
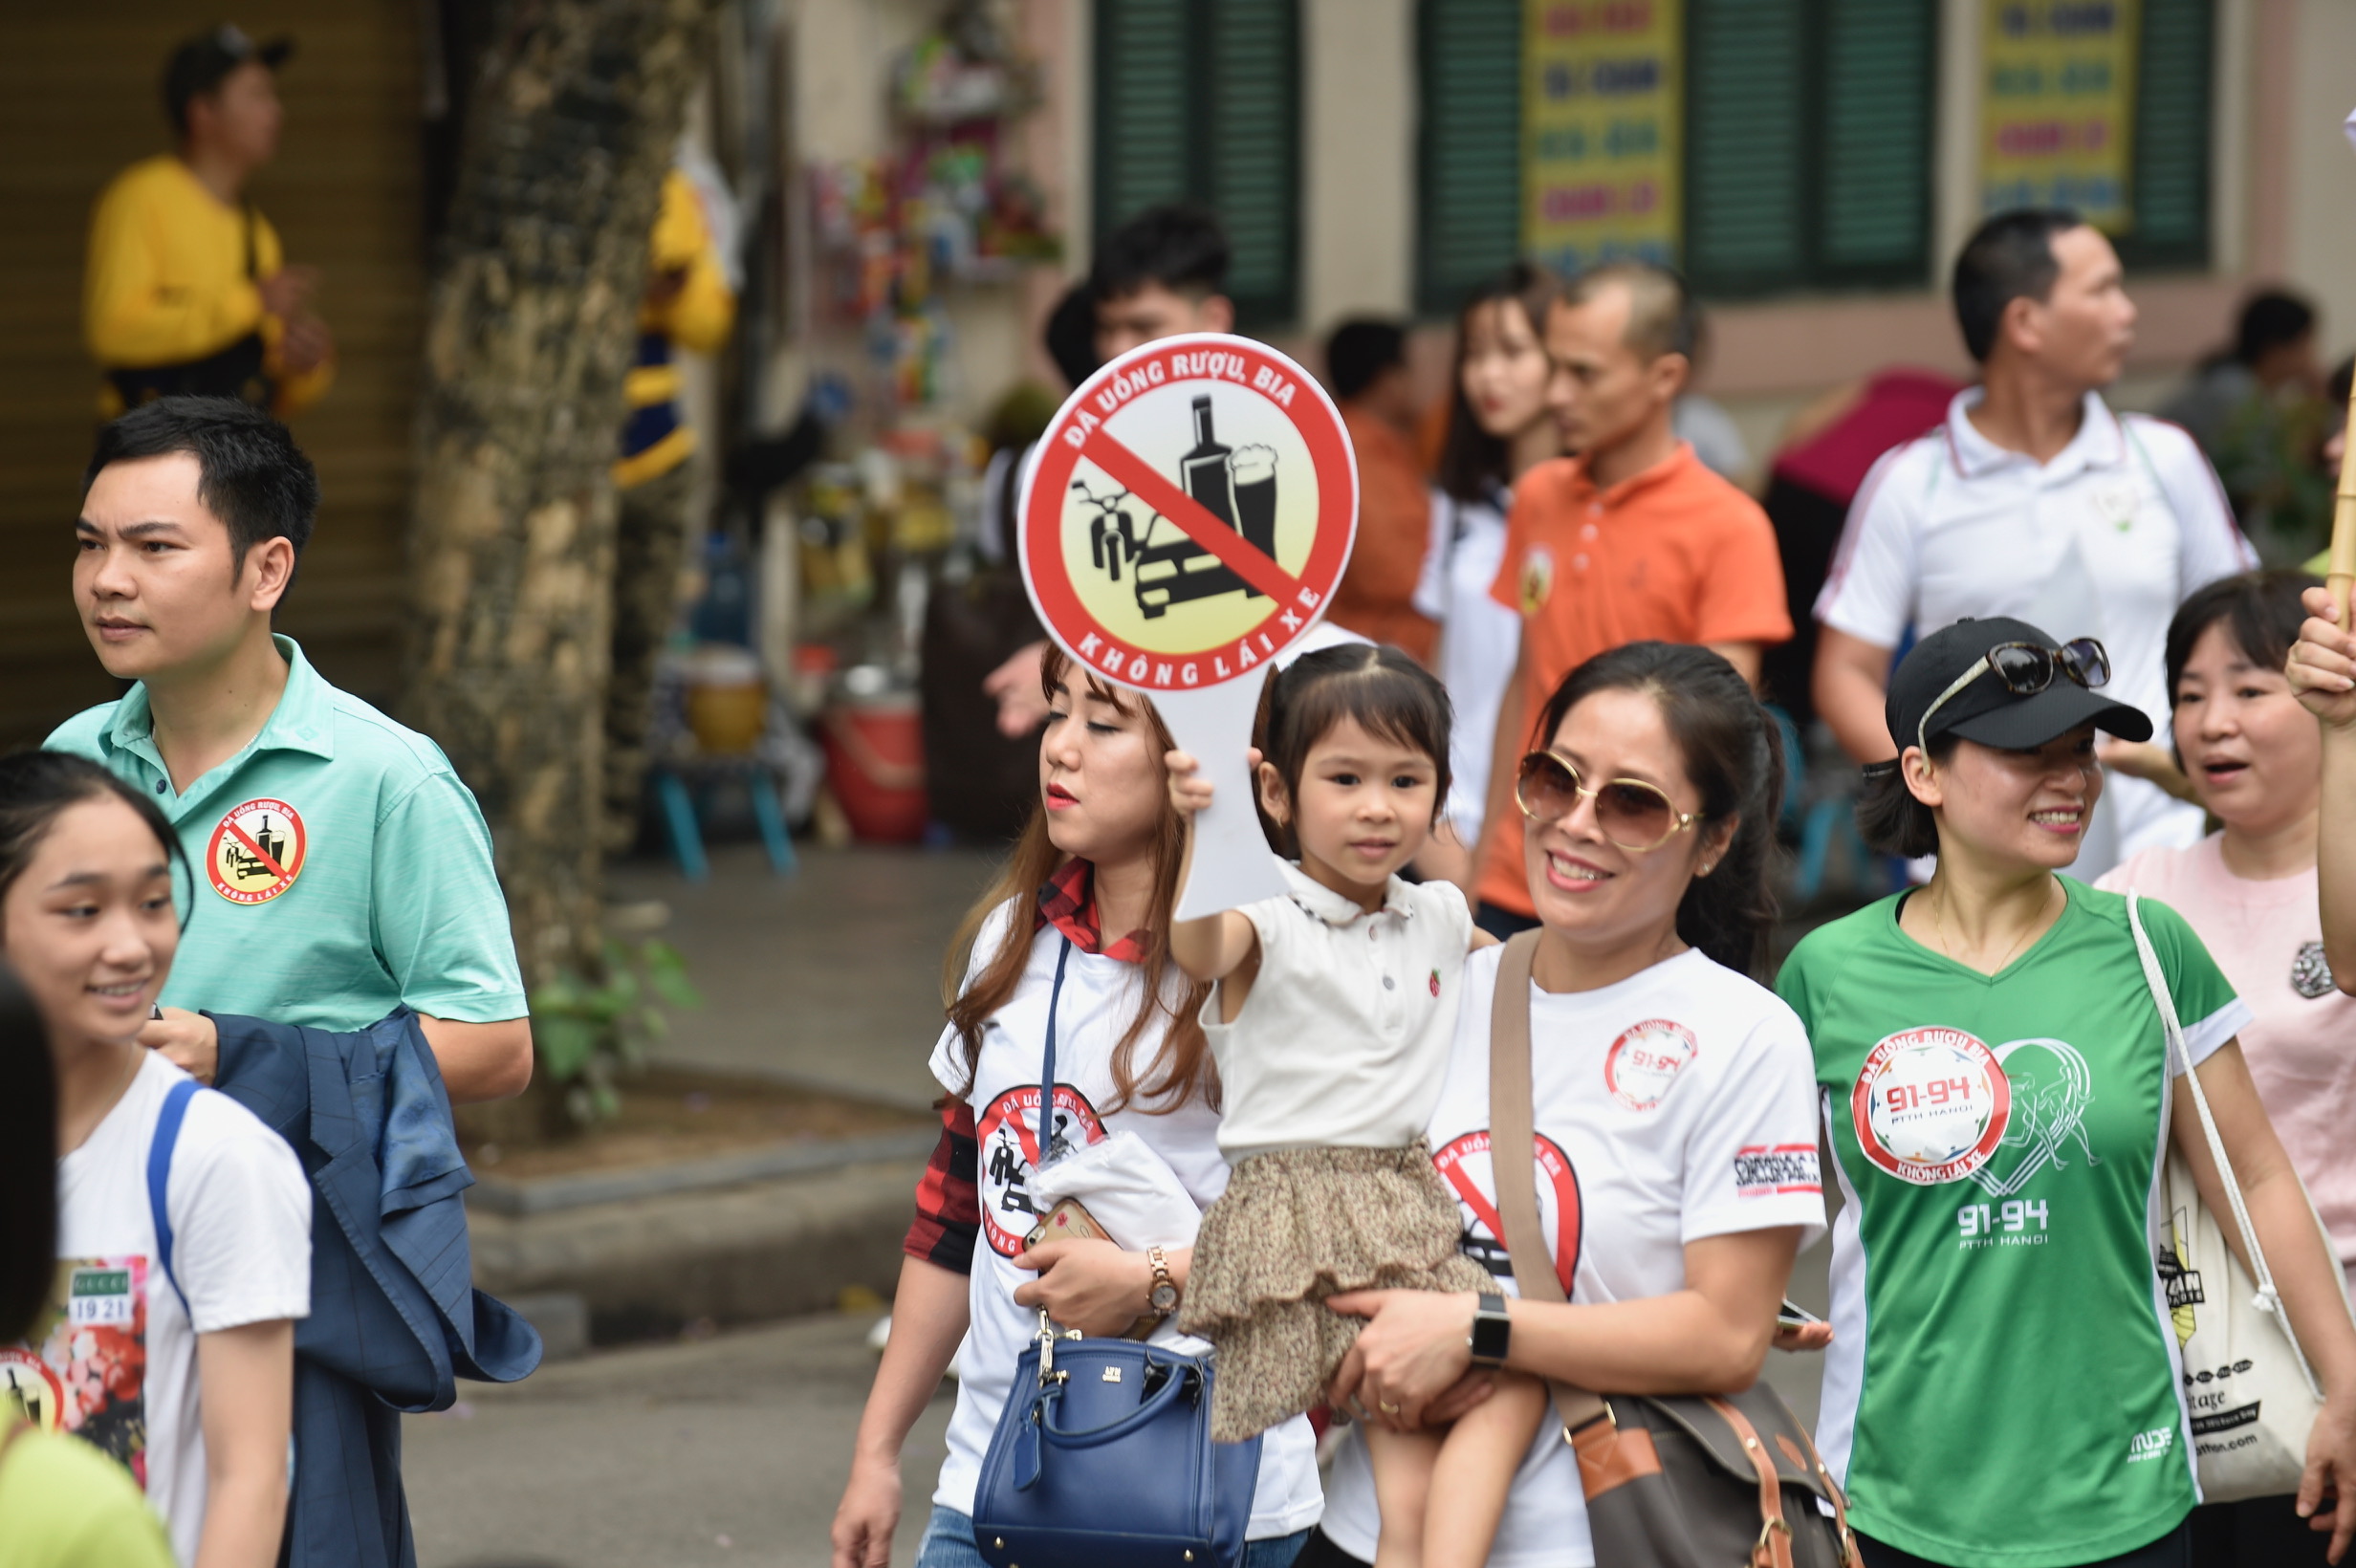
{"left": 971, "top": 937, "right": 1262, "bottom": 1568}
{"left": 973, "top": 1310, "right": 1261, "bottom": 1568}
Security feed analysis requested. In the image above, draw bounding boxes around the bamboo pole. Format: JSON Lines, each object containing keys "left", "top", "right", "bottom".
{"left": 2335, "top": 374, "right": 2356, "bottom": 624}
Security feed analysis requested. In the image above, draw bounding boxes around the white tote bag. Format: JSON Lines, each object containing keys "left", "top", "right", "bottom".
{"left": 2128, "top": 893, "right": 2352, "bottom": 1501}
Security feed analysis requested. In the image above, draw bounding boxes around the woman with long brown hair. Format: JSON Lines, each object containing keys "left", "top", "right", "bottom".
{"left": 830, "top": 649, "right": 1321, "bottom": 1568}
{"left": 1417, "top": 262, "right": 1560, "bottom": 885}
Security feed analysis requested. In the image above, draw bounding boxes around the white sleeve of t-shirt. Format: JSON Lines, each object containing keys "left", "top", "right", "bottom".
{"left": 2131, "top": 416, "right": 2258, "bottom": 592}
{"left": 1813, "top": 443, "right": 1925, "bottom": 648}
{"left": 1678, "top": 996, "right": 1828, "bottom": 1252}
{"left": 927, "top": 900, "right": 1021, "bottom": 1099}
{"left": 1412, "top": 490, "right": 1452, "bottom": 623}
{"left": 168, "top": 1094, "right": 312, "bottom": 1336}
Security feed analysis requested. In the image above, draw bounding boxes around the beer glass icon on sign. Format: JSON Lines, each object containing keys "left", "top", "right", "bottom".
{"left": 1077, "top": 394, "right": 1279, "bottom": 620}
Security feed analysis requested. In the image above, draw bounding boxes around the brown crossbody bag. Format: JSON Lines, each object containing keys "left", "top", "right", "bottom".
{"left": 1487, "top": 930, "right": 1864, "bottom": 1568}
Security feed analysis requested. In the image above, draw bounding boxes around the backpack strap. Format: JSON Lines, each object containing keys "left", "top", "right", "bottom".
{"left": 147, "top": 1078, "right": 201, "bottom": 1315}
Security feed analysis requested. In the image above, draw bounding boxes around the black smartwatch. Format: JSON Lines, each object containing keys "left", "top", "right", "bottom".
{"left": 1468, "top": 1291, "right": 1511, "bottom": 1368}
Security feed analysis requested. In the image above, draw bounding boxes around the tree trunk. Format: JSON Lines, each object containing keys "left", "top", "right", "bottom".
{"left": 405, "top": 0, "right": 716, "bottom": 990}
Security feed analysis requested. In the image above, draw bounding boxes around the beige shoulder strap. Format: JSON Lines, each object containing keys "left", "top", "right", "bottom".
{"left": 1487, "top": 930, "right": 1607, "bottom": 1431}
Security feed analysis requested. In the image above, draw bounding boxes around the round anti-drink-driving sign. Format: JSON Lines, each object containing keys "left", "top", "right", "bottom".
{"left": 1018, "top": 334, "right": 1358, "bottom": 692}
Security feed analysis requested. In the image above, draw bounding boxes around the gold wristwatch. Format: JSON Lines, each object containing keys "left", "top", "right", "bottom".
{"left": 1146, "top": 1245, "right": 1179, "bottom": 1317}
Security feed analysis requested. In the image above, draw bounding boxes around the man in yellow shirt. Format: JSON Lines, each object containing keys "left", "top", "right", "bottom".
{"left": 84, "top": 27, "right": 333, "bottom": 419}
{"left": 605, "top": 166, "right": 737, "bottom": 843}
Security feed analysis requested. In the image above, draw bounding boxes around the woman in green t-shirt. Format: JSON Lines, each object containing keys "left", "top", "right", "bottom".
{"left": 1779, "top": 616, "right": 2356, "bottom": 1568}
{"left": 0, "top": 964, "right": 175, "bottom": 1568}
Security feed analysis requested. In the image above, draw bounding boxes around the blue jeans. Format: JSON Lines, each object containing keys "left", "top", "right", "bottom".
{"left": 916, "top": 1505, "right": 1310, "bottom": 1568}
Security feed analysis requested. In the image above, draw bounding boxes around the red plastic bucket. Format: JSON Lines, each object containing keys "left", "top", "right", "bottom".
{"left": 821, "top": 695, "right": 927, "bottom": 843}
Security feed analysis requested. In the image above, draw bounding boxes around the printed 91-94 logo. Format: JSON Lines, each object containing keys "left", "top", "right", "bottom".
{"left": 1851, "top": 1026, "right": 2013, "bottom": 1186}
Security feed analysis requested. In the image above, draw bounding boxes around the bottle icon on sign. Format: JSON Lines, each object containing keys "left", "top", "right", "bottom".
{"left": 1181, "top": 396, "right": 1237, "bottom": 529}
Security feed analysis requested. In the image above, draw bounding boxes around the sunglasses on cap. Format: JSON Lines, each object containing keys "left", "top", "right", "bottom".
{"left": 1514, "top": 751, "right": 1699, "bottom": 853}
{"left": 1914, "top": 637, "right": 2111, "bottom": 759}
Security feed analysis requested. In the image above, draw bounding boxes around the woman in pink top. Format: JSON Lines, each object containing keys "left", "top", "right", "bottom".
{"left": 2098, "top": 568, "right": 2352, "bottom": 1568}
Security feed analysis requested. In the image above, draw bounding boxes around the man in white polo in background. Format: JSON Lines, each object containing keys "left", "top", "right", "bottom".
{"left": 1812, "top": 207, "right": 2256, "bottom": 880}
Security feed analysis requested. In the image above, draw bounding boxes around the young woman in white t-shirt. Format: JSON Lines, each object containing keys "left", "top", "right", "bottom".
{"left": 0, "top": 752, "right": 310, "bottom": 1568}
{"left": 2098, "top": 569, "right": 2356, "bottom": 1568}
{"left": 1303, "top": 642, "right": 1828, "bottom": 1568}
{"left": 1416, "top": 263, "right": 1562, "bottom": 882}
{"left": 830, "top": 650, "right": 1320, "bottom": 1568}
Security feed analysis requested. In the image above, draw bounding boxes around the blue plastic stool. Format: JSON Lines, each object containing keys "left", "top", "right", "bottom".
{"left": 650, "top": 760, "right": 797, "bottom": 882}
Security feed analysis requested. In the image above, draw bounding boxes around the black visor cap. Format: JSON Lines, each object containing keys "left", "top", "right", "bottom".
{"left": 1886, "top": 615, "right": 2153, "bottom": 756}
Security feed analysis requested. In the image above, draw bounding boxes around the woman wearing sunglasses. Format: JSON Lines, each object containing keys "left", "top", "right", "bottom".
{"left": 1300, "top": 642, "right": 1826, "bottom": 1568}
{"left": 1779, "top": 617, "right": 2356, "bottom": 1568}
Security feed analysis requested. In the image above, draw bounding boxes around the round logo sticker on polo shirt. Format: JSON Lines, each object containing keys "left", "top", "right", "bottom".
{"left": 1518, "top": 545, "right": 1556, "bottom": 616}
{"left": 207, "top": 798, "right": 306, "bottom": 904}
{"left": 1851, "top": 1026, "right": 2013, "bottom": 1186}
{"left": 1603, "top": 1018, "right": 1698, "bottom": 1111}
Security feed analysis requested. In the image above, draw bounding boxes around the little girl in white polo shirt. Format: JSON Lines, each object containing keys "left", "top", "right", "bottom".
{"left": 1167, "top": 642, "right": 1545, "bottom": 1568}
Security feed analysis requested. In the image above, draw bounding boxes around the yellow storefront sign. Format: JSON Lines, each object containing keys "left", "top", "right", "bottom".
{"left": 1980, "top": 0, "right": 2140, "bottom": 229}
{"left": 1521, "top": 0, "right": 1682, "bottom": 276}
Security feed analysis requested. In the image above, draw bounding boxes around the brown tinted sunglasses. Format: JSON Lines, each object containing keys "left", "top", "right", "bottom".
{"left": 1514, "top": 751, "right": 1699, "bottom": 852}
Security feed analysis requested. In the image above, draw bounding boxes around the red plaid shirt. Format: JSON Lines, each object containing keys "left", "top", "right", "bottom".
{"left": 1033, "top": 858, "right": 1150, "bottom": 962}
{"left": 903, "top": 861, "right": 1146, "bottom": 1272}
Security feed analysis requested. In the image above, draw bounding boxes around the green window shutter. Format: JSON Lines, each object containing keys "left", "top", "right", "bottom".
{"left": 1095, "top": 0, "right": 1195, "bottom": 227}
{"left": 1093, "top": 0, "right": 1301, "bottom": 330}
{"left": 2120, "top": 0, "right": 2213, "bottom": 269}
{"left": 1817, "top": 0, "right": 1935, "bottom": 282}
{"left": 1683, "top": 0, "right": 1810, "bottom": 296}
{"left": 1205, "top": 0, "right": 1301, "bottom": 326}
{"left": 1414, "top": 0, "right": 1521, "bottom": 318}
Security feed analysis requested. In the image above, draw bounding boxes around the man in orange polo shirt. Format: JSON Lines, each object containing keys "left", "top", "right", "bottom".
{"left": 1464, "top": 261, "right": 1792, "bottom": 935}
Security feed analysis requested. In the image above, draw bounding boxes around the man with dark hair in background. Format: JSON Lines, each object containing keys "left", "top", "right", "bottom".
{"left": 1466, "top": 261, "right": 1791, "bottom": 936}
{"left": 85, "top": 26, "right": 334, "bottom": 419}
{"left": 981, "top": 205, "right": 1240, "bottom": 736}
{"left": 1813, "top": 207, "right": 2256, "bottom": 880}
{"left": 1086, "top": 203, "right": 1237, "bottom": 359}
{"left": 1322, "top": 317, "right": 1438, "bottom": 663}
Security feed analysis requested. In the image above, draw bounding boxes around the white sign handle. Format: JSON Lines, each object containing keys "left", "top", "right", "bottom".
{"left": 1153, "top": 680, "right": 1287, "bottom": 921}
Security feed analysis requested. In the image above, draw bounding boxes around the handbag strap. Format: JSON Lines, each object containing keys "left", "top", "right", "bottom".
{"left": 1487, "top": 930, "right": 1608, "bottom": 1433}
{"left": 1038, "top": 935, "right": 1076, "bottom": 1168}
{"left": 2125, "top": 892, "right": 2320, "bottom": 1397}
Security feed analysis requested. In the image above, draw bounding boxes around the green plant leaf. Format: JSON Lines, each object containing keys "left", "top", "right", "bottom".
{"left": 650, "top": 970, "right": 701, "bottom": 1011}
{"left": 642, "top": 941, "right": 703, "bottom": 1009}
{"left": 534, "top": 1013, "right": 602, "bottom": 1081}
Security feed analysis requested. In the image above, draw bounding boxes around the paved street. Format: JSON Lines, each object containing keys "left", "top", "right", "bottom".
{"left": 406, "top": 1311, "right": 947, "bottom": 1568}
{"left": 405, "top": 1282, "right": 1832, "bottom": 1568}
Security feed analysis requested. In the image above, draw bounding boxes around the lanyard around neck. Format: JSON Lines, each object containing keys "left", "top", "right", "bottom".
{"left": 1037, "top": 935, "right": 1075, "bottom": 1168}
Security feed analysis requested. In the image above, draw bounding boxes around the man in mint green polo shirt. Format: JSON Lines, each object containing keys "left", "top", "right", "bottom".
{"left": 49, "top": 396, "right": 532, "bottom": 1101}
